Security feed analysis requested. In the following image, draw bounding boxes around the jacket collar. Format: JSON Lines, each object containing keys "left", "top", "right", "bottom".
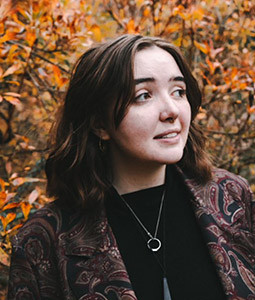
{"left": 59, "top": 165, "right": 247, "bottom": 257}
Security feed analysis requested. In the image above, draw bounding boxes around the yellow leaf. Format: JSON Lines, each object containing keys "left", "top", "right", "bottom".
{"left": 179, "top": 12, "right": 190, "bottom": 21}
{"left": 166, "top": 23, "right": 181, "bottom": 34}
{"left": 21, "top": 202, "right": 32, "bottom": 220}
{"left": 4, "top": 92, "right": 21, "bottom": 97}
{"left": 3, "top": 96, "right": 23, "bottom": 110}
{"left": 192, "top": 8, "right": 204, "bottom": 21}
{"left": 7, "top": 44, "right": 19, "bottom": 60}
{"left": 173, "top": 37, "right": 182, "bottom": 47}
{"left": 90, "top": 24, "right": 102, "bottom": 42}
{"left": 0, "top": 248, "right": 10, "bottom": 266}
{"left": 194, "top": 41, "right": 209, "bottom": 54}
{"left": 173, "top": 5, "right": 185, "bottom": 16}
{"left": 3, "top": 63, "right": 22, "bottom": 77}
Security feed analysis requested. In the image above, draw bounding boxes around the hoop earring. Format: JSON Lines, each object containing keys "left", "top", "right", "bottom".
{"left": 99, "top": 138, "right": 105, "bottom": 152}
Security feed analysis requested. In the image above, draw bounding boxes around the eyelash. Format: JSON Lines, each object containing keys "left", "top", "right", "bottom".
{"left": 134, "top": 92, "right": 151, "bottom": 102}
{"left": 172, "top": 88, "right": 187, "bottom": 98}
{"left": 134, "top": 88, "right": 187, "bottom": 102}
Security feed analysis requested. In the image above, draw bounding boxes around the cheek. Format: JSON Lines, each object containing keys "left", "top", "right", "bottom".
{"left": 181, "top": 102, "right": 191, "bottom": 126}
{"left": 118, "top": 109, "right": 156, "bottom": 138}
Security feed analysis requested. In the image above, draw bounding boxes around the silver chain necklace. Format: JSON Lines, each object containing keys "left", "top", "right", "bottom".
{"left": 120, "top": 189, "right": 165, "bottom": 252}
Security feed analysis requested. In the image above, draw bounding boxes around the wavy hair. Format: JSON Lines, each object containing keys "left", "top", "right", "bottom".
{"left": 45, "top": 34, "right": 212, "bottom": 213}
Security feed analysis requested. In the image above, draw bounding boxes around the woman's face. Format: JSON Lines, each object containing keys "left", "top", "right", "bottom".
{"left": 103, "top": 46, "right": 191, "bottom": 170}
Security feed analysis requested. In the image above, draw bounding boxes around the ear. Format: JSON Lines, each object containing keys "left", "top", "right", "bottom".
{"left": 93, "top": 127, "right": 111, "bottom": 141}
{"left": 91, "top": 118, "right": 111, "bottom": 141}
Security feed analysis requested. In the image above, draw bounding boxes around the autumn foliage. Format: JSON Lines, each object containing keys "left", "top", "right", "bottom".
{"left": 0, "top": 0, "right": 254, "bottom": 296}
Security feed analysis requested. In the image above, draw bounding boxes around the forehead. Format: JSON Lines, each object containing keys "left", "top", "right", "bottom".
{"left": 133, "top": 46, "right": 183, "bottom": 79}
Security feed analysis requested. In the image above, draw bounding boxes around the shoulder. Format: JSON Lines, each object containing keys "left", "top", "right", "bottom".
{"left": 180, "top": 166, "right": 254, "bottom": 221}
{"left": 211, "top": 167, "right": 253, "bottom": 202}
{"left": 12, "top": 200, "right": 82, "bottom": 252}
{"left": 212, "top": 167, "right": 251, "bottom": 187}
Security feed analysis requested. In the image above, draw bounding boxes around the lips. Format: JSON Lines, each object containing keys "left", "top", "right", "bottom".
{"left": 154, "top": 129, "right": 180, "bottom": 139}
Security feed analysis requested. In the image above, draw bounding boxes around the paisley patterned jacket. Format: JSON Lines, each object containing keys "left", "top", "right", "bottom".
{"left": 8, "top": 167, "right": 255, "bottom": 300}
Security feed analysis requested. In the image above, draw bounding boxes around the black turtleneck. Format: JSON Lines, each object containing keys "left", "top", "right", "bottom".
{"left": 105, "top": 166, "right": 226, "bottom": 300}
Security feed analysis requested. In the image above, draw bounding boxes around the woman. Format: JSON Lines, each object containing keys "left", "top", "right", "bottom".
{"left": 8, "top": 35, "right": 255, "bottom": 300}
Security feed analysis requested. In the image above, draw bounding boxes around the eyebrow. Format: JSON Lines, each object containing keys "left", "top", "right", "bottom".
{"left": 134, "top": 76, "right": 185, "bottom": 85}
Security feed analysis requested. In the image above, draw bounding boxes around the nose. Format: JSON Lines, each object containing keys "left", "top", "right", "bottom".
{"left": 159, "top": 94, "right": 179, "bottom": 123}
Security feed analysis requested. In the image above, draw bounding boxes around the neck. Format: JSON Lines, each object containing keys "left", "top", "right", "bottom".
{"left": 111, "top": 160, "right": 166, "bottom": 195}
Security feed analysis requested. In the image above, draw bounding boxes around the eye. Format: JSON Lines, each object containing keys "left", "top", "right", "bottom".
{"left": 172, "top": 88, "right": 186, "bottom": 98}
{"left": 134, "top": 92, "right": 151, "bottom": 102}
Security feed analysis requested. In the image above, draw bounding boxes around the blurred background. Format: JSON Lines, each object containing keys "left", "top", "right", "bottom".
{"left": 0, "top": 0, "right": 254, "bottom": 297}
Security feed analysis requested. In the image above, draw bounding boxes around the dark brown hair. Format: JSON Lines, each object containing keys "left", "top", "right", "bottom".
{"left": 45, "top": 34, "right": 212, "bottom": 213}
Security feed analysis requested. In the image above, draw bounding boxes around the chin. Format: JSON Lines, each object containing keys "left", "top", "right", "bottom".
{"left": 161, "top": 150, "right": 184, "bottom": 165}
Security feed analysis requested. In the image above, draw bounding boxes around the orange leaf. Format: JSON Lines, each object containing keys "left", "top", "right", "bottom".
{"left": 52, "top": 65, "right": 61, "bottom": 78}
{"left": 0, "top": 31, "right": 16, "bottom": 44}
{"left": 247, "top": 105, "right": 255, "bottom": 114}
{"left": 0, "top": 191, "right": 7, "bottom": 208}
{"left": 143, "top": 7, "right": 150, "bottom": 17}
{"left": 239, "top": 82, "right": 247, "bottom": 90}
{"left": 3, "top": 202, "right": 20, "bottom": 211}
{"left": 6, "top": 223, "right": 22, "bottom": 235}
{"left": 0, "top": 178, "right": 5, "bottom": 191}
{"left": 126, "top": 19, "right": 136, "bottom": 34}
{"left": 26, "top": 31, "right": 36, "bottom": 47}
{"left": 231, "top": 68, "right": 238, "bottom": 80}
{"left": 21, "top": 202, "right": 32, "bottom": 220}
{"left": 206, "top": 57, "right": 215, "bottom": 75}
{"left": 0, "top": 213, "right": 16, "bottom": 231}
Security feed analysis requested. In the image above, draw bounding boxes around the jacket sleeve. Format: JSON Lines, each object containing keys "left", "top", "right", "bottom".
{"left": 239, "top": 175, "right": 255, "bottom": 236}
{"left": 248, "top": 183, "right": 255, "bottom": 236}
{"left": 7, "top": 217, "right": 63, "bottom": 300}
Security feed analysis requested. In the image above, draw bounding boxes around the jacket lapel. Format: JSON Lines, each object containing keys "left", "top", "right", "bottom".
{"left": 178, "top": 167, "right": 255, "bottom": 299}
{"left": 59, "top": 212, "right": 137, "bottom": 300}
{"left": 57, "top": 167, "right": 254, "bottom": 300}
